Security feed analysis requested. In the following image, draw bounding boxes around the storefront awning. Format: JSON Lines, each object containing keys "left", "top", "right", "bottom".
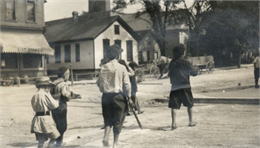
{"left": 0, "top": 30, "right": 54, "bottom": 55}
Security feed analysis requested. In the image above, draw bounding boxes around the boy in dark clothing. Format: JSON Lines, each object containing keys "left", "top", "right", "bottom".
{"left": 168, "top": 44, "right": 198, "bottom": 130}
{"left": 129, "top": 61, "right": 144, "bottom": 114}
{"left": 50, "top": 67, "right": 81, "bottom": 147}
{"left": 253, "top": 53, "right": 259, "bottom": 88}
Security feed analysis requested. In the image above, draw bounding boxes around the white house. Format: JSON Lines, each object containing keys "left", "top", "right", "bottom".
{"left": 44, "top": 12, "right": 140, "bottom": 76}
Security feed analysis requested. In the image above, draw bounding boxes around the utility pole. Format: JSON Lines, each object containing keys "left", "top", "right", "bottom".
{"left": 70, "top": 64, "right": 74, "bottom": 86}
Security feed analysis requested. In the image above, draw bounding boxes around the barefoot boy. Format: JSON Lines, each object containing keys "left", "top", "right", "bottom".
{"left": 97, "top": 44, "right": 131, "bottom": 148}
{"left": 168, "top": 44, "right": 198, "bottom": 130}
{"left": 31, "top": 76, "right": 60, "bottom": 148}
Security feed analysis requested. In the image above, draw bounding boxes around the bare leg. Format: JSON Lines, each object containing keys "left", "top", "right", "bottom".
{"left": 38, "top": 141, "right": 44, "bottom": 148}
{"left": 171, "top": 109, "right": 177, "bottom": 130}
{"left": 113, "top": 133, "right": 120, "bottom": 148}
{"left": 103, "top": 125, "right": 111, "bottom": 147}
{"left": 188, "top": 107, "right": 197, "bottom": 126}
{"left": 47, "top": 139, "right": 56, "bottom": 148}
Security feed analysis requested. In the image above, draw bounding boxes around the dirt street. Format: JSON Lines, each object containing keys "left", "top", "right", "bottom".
{"left": 0, "top": 65, "right": 259, "bottom": 148}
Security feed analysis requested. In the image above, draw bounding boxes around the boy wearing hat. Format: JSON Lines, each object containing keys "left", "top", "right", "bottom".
{"left": 97, "top": 44, "right": 131, "bottom": 148}
{"left": 50, "top": 67, "right": 77, "bottom": 147}
{"left": 168, "top": 44, "right": 198, "bottom": 130}
{"left": 31, "top": 76, "right": 60, "bottom": 148}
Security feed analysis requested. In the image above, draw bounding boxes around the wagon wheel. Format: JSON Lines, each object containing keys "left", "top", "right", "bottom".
{"left": 206, "top": 61, "right": 215, "bottom": 73}
{"left": 135, "top": 68, "right": 145, "bottom": 83}
{"left": 194, "top": 65, "right": 202, "bottom": 75}
{"left": 150, "top": 65, "right": 160, "bottom": 78}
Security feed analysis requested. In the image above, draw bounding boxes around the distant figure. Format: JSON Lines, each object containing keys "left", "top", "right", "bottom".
{"left": 96, "top": 44, "right": 132, "bottom": 148}
{"left": 168, "top": 44, "right": 198, "bottom": 130}
{"left": 156, "top": 56, "right": 169, "bottom": 79}
{"left": 50, "top": 67, "right": 80, "bottom": 147}
{"left": 253, "top": 52, "right": 259, "bottom": 88}
{"left": 118, "top": 59, "right": 135, "bottom": 116}
{"left": 31, "top": 76, "right": 59, "bottom": 148}
{"left": 129, "top": 61, "right": 144, "bottom": 114}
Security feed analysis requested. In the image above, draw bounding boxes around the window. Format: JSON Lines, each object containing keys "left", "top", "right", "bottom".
{"left": 114, "top": 25, "right": 120, "bottom": 35}
{"left": 103, "top": 39, "right": 110, "bottom": 58}
{"left": 126, "top": 40, "right": 133, "bottom": 61}
{"left": 147, "top": 51, "right": 151, "bottom": 62}
{"left": 64, "top": 44, "right": 71, "bottom": 62}
{"left": 154, "top": 52, "right": 158, "bottom": 59}
{"left": 6, "top": 0, "right": 16, "bottom": 21}
{"left": 138, "top": 51, "right": 143, "bottom": 62}
{"left": 114, "top": 40, "right": 121, "bottom": 47}
{"left": 55, "top": 45, "right": 61, "bottom": 63}
{"left": 23, "top": 54, "right": 42, "bottom": 68}
{"left": 46, "top": 55, "right": 49, "bottom": 64}
{"left": 1, "top": 53, "right": 18, "bottom": 69}
{"left": 27, "top": 0, "right": 35, "bottom": 22}
{"left": 75, "top": 44, "right": 80, "bottom": 62}
{"left": 114, "top": 40, "right": 122, "bottom": 57}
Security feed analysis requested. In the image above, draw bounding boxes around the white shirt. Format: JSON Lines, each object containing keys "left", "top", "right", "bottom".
{"left": 97, "top": 59, "right": 131, "bottom": 97}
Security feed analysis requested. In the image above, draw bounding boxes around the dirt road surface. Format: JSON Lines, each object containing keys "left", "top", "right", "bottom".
{"left": 0, "top": 65, "right": 259, "bottom": 148}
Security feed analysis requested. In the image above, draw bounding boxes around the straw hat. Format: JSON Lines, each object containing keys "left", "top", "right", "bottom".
{"left": 35, "top": 76, "right": 54, "bottom": 87}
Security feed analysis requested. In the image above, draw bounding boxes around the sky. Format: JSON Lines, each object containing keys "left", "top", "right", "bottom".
{"left": 44, "top": 0, "right": 88, "bottom": 21}
{"left": 44, "top": 0, "right": 193, "bottom": 22}
{"left": 44, "top": 0, "right": 143, "bottom": 21}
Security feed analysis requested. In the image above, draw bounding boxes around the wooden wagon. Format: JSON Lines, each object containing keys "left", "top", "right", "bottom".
{"left": 187, "top": 55, "right": 215, "bottom": 74}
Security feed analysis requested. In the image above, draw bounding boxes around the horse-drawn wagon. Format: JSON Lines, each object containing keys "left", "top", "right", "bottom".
{"left": 187, "top": 55, "right": 215, "bottom": 74}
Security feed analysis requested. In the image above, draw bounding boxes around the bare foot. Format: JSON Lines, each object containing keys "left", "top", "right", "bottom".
{"left": 171, "top": 123, "right": 177, "bottom": 130}
{"left": 103, "top": 140, "right": 109, "bottom": 147}
{"left": 138, "top": 111, "right": 144, "bottom": 114}
{"left": 188, "top": 122, "right": 197, "bottom": 127}
{"left": 171, "top": 126, "right": 177, "bottom": 130}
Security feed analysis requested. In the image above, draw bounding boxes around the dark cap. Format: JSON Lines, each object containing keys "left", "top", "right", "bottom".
{"left": 106, "top": 44, "right": 123, "bottom": 60}
{"left": 129, "top": 61, "right": 139, "bottom": 69}
{"left": 58, "top": 67, "right": 68, "bottom": 78}
{"left": 172, "top": 44, "right": 185, "bottom": 54}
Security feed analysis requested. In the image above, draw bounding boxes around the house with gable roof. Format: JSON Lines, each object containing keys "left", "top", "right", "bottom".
{"left": 44, "top": 11, "right": 140, "bottom": 76}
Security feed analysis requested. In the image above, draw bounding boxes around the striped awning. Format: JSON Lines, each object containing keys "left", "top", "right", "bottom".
{"left": 0, "top": 30, "right": 54, "bottom": 55}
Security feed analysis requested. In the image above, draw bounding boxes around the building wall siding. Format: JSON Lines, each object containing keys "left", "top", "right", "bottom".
{"left": 94, "top": 21, "right": 139, "bottom": 68}
{"left": 0, "top": 0, "right": 45, "bottom": 29}
{"left": 47, "top": 40, "right": 94, "bottom": 70}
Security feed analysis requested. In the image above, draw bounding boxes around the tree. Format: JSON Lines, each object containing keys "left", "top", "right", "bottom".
{"left": 112, "top": 0, "right": 183, "bottom": 56}
{"left": 200, "top": 1, "right": 259, "bottom": 67}
{"left": 180, "top": 0, "right": 211, "bottom": 56}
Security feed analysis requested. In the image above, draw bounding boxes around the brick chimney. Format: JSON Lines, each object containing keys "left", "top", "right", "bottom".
{"left": 88, "top": 0, "right": 111, "bottom": 13}
{"left": 72, "top": 11, "right": 79, "bottom": 22}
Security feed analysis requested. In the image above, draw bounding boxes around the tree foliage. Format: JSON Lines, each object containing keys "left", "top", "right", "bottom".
{"left": 113, "top": 0, "right": 259, "bottom": 67}
{"left": 113, "top": 0, "right": 183, "bottom": 56}
{"left": 198, "top": 1, "right": 259, "bottom": 67}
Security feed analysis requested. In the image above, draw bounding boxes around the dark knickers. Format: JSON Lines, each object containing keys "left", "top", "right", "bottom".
{"left": 102, "top": 93, "right": 127, "bottom": 134}
{"left": 254, "top": 68, "right": 259, "bottom": 79}
{"left": 168, "top": 88, "right": 194, "bottom": 109}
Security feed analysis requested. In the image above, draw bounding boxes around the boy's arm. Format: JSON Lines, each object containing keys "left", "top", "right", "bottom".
{"left": 128, "top": 67, "right": 135, "bottom": 77}
{"left": 122, "top": 68, "right": 131, "bottom": 98}
{"left": 253, "top": 57, "right": 257, "bottom": 69}
{"left": 61, "top": 84, "right": 80, "bottom": 101}
{"left": 188, "top": 61, "right": 199, "bottom": 76}
{"left": 168, "top": 60, "right": 173, "bottom": 77}
{"left": 45, "top": 93, "right": 59, "bottom": 109}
